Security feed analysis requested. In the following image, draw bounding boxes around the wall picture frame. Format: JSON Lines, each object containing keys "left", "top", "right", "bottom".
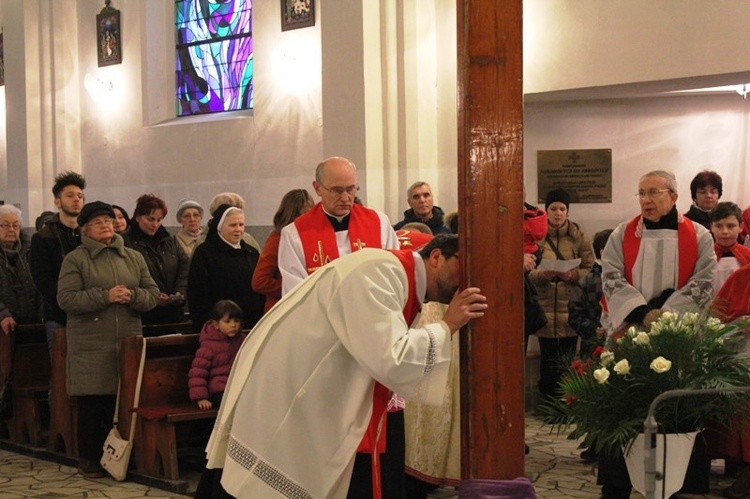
{"left": 281, "top": 0, "right": 315, "bottom": 31}
{"left": 97, "top": 1, "right": 122, "bottom": 67}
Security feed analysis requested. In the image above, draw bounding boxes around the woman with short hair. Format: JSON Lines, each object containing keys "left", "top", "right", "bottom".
{"left": 122, "top": 194, "right": 190, "bottom": 325}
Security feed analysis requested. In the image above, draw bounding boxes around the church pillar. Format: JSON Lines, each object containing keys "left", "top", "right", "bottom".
{"left": 3, "top": 0, "right": 81, "bottom": 223}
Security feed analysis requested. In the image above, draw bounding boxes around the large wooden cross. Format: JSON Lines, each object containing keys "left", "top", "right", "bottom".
{"left": 457, "top": 0, "right": 525, "bottom": 479}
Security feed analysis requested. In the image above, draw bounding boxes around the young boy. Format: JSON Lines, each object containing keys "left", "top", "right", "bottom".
{"left": 568, "top": 228, "right": 613, "bottom": 358}
{"left": 711, "top": 202, "right": 750, "bottom": 295}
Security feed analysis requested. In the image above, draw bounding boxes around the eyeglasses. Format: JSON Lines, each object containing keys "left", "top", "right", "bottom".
{"left": 88, "top": 217, "right": 115, "bottom": 228}
{"left": 0, "top": 223, "right": 21, "bottom": 231}
{"left": 635, "top": 189, "right": 671, "bottom": 200}
{"left": 320, "top": 184, "right": 360, "bottom": 197}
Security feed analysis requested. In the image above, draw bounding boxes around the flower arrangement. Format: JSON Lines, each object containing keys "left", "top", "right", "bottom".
{"left": 540, "top": 311, "right": 750, "bottom": 456}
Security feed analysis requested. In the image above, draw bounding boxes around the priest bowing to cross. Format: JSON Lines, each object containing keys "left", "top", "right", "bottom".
{"left": 204, "top": 235, "right": 487, "bottom": 498}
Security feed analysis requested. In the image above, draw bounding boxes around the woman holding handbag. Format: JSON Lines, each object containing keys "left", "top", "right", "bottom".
{"left": 57, "top": 202, "right": 159, "bottom": 478}
{"left": 527, "top": 188, "right": 594, "bottom": 398}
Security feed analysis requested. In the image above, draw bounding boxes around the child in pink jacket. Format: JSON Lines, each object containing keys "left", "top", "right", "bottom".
{"left": 188, "top": 300, "right": 246, "bottom": 409}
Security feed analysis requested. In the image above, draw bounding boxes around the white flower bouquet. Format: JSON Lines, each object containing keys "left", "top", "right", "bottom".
{"left": 540, "top": 311, "right": 750, "bottom": 456}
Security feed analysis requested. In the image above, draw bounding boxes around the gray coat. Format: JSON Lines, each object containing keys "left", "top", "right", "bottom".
{"left": 58, "top": 234, "right": 160, "bottom": 396}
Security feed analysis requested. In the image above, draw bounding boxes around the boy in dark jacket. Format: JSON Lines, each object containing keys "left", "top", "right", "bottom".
{"left": 567, "top": 228, "right": 613, "bottom": 359}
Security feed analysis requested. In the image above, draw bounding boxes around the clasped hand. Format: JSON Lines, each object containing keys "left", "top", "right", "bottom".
{"left": 108, "top": 285, "right": 132, "bottom": 304}
{"left": 442, "top": 287, "right": 488, "bottom": 333}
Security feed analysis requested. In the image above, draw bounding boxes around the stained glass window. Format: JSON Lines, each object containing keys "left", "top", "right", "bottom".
{"left": 175, "top": 0, "right": 253, "bottom": 116}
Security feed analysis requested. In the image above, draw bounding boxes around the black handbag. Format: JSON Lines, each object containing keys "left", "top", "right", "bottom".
{"left": 524, "top": 273, "right": 547, "bottom": 335}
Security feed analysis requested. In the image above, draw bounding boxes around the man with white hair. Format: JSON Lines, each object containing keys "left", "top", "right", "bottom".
{"left": 599, "top": 169, "right": 716, "bottom": 499}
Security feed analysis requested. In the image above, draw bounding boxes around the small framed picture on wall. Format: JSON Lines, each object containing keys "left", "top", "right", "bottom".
{"left": 97, "top": 1, "right": 122, "bottom": 67}
{"left": 281, "top": 0, "right": 315, "bottom": 31}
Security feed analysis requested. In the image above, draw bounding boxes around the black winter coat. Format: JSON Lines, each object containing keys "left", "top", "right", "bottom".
{"left": 29, "top": 215, "right": 81, "bottom": 324}
{"left": 187, "top": 235, "right": 264, "bottom": 334}
{"left": 122, "top": 224, "right": 189, "bottom": 325}
{"left": 0, "top": 232, "right": 42, "bottom": 324}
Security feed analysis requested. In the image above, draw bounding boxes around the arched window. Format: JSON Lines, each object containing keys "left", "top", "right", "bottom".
{"left": 175, "top": 0, "right": 253, "bottom": 116}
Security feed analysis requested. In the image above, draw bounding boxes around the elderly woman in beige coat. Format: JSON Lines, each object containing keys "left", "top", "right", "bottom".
{"left": 528, "top": 189, "right": 594, "bottom": 398}
{"left": 58, "top": 201, "right": 159, "bottom": 478}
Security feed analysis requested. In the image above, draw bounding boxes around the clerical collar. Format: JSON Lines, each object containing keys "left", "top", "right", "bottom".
{"left": 412, "top": 252, "right": 427, "bottom": 303}
{"left": 643, "top": 206, "right": 678, "bottom": 230}
{"left": 322, "top": 207, "right": 351, "bottom": 232}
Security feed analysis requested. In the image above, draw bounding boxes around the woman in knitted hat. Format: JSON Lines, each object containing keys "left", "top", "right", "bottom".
{"left": 188, "top": 204, "right": 265, "bottom": 333}
{"left": 174, "top": 198, "right": 204, "bottom": 259}
{"left": 527, "top": 188, "right": 595, "bottom": 398}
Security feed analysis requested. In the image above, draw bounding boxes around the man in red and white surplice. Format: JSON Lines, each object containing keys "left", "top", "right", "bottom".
{"left": 277, "top": 156, "right": 401, "bottom": 499}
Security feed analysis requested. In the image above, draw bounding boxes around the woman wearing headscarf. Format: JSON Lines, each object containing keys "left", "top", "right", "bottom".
{"left": 122, "top": 194, "right": 189, "bottom": 325}
{"left": 188, "top": 204, "right": 265, "bottom": 333}
{"left": 174, "top": 198, "right": 204, "bottom": 259}
{"left": 57, "top": 201, "right": 159, "bottom": 477}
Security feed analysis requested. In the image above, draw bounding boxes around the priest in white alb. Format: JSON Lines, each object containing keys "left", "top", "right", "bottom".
{"left": 205, "top": 235, "right": 487, "bottom": 498}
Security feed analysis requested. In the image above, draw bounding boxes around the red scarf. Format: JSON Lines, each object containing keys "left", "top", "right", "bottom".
{"left": 356, "top": 250, "right": 421, "bottom": 499}
{"left": 295, "top": 203, "right": 382, "bottom": 274}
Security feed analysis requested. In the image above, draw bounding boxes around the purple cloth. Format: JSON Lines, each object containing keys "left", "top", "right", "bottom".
{"left": 458, "top": 478, "right": 537, "bottom": 498}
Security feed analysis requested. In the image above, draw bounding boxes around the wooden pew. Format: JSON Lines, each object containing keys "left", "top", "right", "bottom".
{"left": 142, "top": 321, "right": 192, "bottom": 338}
{"left": 6, "top": 324, "right": 50, "bottom": 447}
{"left": 119, "top": 334, "right": 217, "bottom": 481}
{"left": 47, "top": 327, "right": 77, "bottom": 457}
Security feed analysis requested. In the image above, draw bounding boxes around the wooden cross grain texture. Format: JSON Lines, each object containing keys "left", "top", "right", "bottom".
{"left": 457, "top": 0, "right": 525, "bottom": 479}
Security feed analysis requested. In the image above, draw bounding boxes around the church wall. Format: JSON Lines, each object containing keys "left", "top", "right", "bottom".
{"left": 524, "top": 0, "right": 750, "bottom": 94}
{"left": 524, "top": 93, "right": 750, "bottom": 237}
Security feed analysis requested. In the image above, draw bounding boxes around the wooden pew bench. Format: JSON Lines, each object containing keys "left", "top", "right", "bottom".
{"left": 141, "top": 321, "right": 192, "bottom": 338}
{"left": 47, "top": 327, "right": 77, "bottom": 457}
{"left": 119, "top": 334, "right": 217, "bottom": 481}
{"left": 2, "top": 324, "right": 51, "bottom": 447}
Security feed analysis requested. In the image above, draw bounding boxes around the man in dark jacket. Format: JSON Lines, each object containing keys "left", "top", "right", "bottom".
{"left": 393, "top": 181, "right": 451, "bottom": 235}
{"left": 29, "top": 171, "right": 85, "bottom": 354}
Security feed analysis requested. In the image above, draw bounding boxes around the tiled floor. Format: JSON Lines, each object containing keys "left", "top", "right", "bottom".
{"left": 0, "top": 414, "right": 740, "bottom": 498}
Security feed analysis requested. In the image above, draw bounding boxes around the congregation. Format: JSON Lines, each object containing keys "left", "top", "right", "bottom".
{"left": 3, "top": 160, "right": 750, "bottom": 499}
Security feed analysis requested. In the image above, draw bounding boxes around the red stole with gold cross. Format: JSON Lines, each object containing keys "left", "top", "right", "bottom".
{"left": 295, "top": 203, "right": 383, "bottom": 274}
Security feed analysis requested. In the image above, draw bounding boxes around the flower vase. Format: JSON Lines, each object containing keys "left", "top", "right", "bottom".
{"left": 623, "top": 431, "right": 697, "bottom": 499}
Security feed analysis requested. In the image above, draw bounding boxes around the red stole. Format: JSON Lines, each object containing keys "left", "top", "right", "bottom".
{"left": 356, "top": 250, "right": 420, "bottom": 461}
{"left": 714, "top": 242, "right": 750, "bottom": 268}
{"left": 622, "top": 215, "right": 698, "bottom": 288}
{"left": 602, "top": 215, "right": 698, "bottom": 315}
{"left": 295, "top": 203, "right": 383, "bottom": 274}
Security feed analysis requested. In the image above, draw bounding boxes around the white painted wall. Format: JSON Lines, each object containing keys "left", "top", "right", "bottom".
{"left": 524, "top": 0, "right": 750, "bottom": 94}
{"left": 524, "top": 94, "right": 750, "bottom": 237}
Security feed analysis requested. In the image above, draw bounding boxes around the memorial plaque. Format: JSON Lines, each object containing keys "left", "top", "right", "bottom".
{"left": 537, "top": 149, "right": 612, "bottom": 204}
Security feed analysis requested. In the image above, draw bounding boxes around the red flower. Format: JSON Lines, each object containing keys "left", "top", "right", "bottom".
{"left": 570, "top": 359, "right": 587, "bottom": 374}
{"left": 592, "top": 346, "right": 605, "bottom": 359}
